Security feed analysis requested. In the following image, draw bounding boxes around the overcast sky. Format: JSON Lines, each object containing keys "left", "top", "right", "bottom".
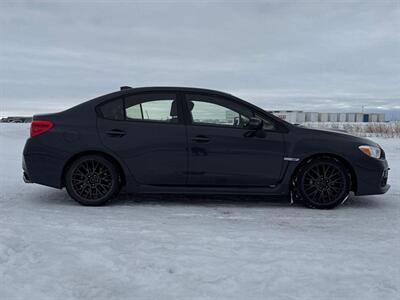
{"left": 1, "top": 0, "right": 399, "bottom": 117}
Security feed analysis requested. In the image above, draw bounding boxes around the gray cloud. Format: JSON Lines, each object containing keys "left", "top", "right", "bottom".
{"left": 1, "top": 0, "right": 399, "bottom": 116}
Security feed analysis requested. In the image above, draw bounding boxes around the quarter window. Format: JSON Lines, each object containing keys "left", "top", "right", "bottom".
{"left": 98, "top": 98, "right": 124, "bottom": 120}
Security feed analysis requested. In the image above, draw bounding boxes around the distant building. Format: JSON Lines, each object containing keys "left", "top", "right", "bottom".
{"left": 0, "top": 116, "right": 32, "bottom": 123}
{"left": 296, "top": 112, "right": 306, "bottom": 123}
{"left": 269, "top": 111, "right": 299, "bottom": 123}
{"left": 305, "top": 112, "right": 319, "bottom": 122}
{"left": 269, "top": 111, "right": 385, "bottom": 124}
{"left": 338, "top": 113, "right": 346, "bottom": 122}
{"left": 328, "top": 113, "right": 338, "bottom": 122}
{"left": 347, "top": 113, "right": 355, "bottom": 122}
{"left": 319, "top": 113, "right": 329, "bottom": 122}
{"left": 355, "top": 113, "right": 364, "bottom": 123}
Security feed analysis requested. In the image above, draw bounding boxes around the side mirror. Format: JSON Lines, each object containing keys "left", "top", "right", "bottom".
{"left": 248, "top": 117, "right": 263, "bottom": 130}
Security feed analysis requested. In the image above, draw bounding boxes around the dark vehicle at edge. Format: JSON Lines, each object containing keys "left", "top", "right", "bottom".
{"left": 23, "top": 86, "right": 390, "bottom": 209}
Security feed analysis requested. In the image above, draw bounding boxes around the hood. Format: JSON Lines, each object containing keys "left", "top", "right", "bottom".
{"left": 299, "top": 126, "right": 351, "bottom": 135}
{"left": 296, "top": 125, "right": 379, "bottom": 147}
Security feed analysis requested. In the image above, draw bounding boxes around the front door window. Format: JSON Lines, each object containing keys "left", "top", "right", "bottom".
{"left": 186, "top": 94, "right": 253, "bottom": 128}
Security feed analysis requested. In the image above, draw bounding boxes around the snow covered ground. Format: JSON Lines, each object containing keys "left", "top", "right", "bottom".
{"left": 0, "top": 123, "right": 399, "bottom": 300}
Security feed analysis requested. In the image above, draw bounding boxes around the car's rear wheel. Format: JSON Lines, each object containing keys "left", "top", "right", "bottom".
{"left": 65, "top": 155, "right": 120, "bottom": 206}
{"left": 292, "top": 157, "right": 351, "bottom": 209}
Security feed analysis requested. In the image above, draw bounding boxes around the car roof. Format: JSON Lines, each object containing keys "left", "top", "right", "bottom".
{"left": 93, "top": 86, "right": 240, "bottom": 102}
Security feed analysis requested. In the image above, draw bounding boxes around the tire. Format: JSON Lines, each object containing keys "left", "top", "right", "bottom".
{"left": 65, "top": 155, "right": 121, "bottom": 206}
{"left": 292, "top": 157, "right": 351, "bottom": 209}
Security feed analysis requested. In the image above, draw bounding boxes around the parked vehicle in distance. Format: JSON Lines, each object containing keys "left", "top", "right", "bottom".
{"left": 23, "top": 87, "right": 390, "bottom": 208}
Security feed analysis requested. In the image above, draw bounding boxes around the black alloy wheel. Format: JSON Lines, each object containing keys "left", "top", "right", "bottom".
{"left": 293, "top": 157, "right": 351, "bottom": 209}
{"left": 65, "top": 155, "right": 120, "bottom": 205}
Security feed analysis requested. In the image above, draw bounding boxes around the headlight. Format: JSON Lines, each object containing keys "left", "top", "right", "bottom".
{"left": 358, "top": 145, "right": 381, "bottom": 159}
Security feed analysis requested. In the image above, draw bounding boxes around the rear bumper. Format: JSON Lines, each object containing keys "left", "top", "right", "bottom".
{"left": 353, "top": 157, "right": 390, "bottom": 196}
{"left": 22, "top": 138, "right": 66, "bottom": 189}
{"left": 22, "top": 155, "right": 31, "bottom": 183}
{"left": 23, "top": 171, "right": 32, "bottom": 183}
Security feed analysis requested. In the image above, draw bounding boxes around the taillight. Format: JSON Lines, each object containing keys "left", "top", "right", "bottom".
{"left": 30, "top": 120, "right": 54, "bottom": 137}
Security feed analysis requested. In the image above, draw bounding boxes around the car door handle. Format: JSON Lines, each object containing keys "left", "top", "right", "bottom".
{"left": 192, "top": 135, "right": 210, "bottom": 143}
{"left": 106, "top": 129, "right": 126, "bottom": 137}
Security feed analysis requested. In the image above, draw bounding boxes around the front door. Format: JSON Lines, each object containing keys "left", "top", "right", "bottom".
{"left": 185, "top": 93, "right": 285, "bottom": 187}
{"left": 97, "top": 92, "right": 187, "bottom": 185}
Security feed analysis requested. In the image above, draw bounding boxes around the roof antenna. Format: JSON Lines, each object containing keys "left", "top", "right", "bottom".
{"left": 120, "top": 86, "right": 132, "bottom": 91}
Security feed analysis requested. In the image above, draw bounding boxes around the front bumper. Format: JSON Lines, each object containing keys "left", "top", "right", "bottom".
{"left": 354, "top": 157, "right": 390, "bottom": 196}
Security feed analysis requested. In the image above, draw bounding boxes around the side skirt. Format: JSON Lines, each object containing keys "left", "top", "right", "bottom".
{"left": 126, "top": 183, "right": 290, "bottom": 196}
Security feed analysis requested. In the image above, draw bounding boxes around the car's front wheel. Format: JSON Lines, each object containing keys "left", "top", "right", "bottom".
{"left": 65, "top": 155, "right": 121, "bottom": 206}
{"left": 292, "top": 157, "right": 351, "bottom": 209}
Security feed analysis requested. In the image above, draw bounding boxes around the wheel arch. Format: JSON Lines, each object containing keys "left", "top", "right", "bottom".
{"left": 291, "top": 153, "right": 357, "bottom": 193}
{"left": 61, "top": 150, "right": 127, "bottom": 187}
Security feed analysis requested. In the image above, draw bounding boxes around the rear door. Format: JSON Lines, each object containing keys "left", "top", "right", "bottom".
{"left": 184, "top": 93, "right": 285, "bottom": 187}
{"left": 97, "top": 92, "right": 188, "bottom": 185}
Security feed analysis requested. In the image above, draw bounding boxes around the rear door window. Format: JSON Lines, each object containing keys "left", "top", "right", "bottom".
{"left": 124, "top": 93, "right": 178, "bottom": 123}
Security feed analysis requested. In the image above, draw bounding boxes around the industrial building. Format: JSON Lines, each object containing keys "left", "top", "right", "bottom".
{"left": 0, "top": 116, "right": 32, "bottom": 123}
{"left": 269, "top": 111, "right": 385, "bottom": 124}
